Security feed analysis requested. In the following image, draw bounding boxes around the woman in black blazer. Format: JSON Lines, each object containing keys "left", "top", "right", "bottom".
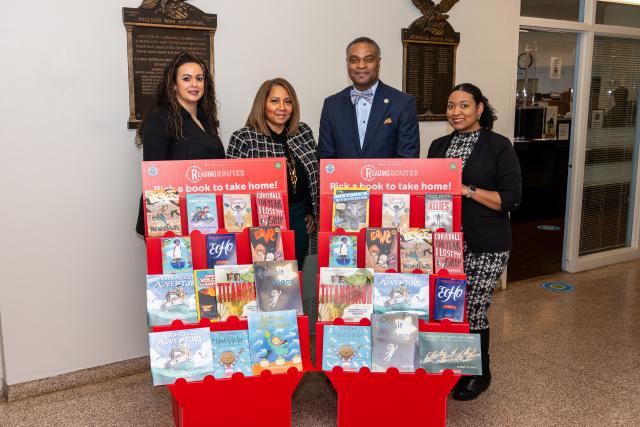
{"left": 428, "top": 83, "right": 522, "bottom": 401}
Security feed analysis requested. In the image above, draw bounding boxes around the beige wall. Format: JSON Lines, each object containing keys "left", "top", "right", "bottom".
{"left": 0, "top": 0, "right": 520, "bottom": 384}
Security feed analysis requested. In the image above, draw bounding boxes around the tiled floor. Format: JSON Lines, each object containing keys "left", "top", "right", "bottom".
{"left": 2, "top": 259, "right": 639, "bottom": 426}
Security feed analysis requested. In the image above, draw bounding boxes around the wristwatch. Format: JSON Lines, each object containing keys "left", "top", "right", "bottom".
{"left": 466, "top": 185, "right": 476, "bottom": 198}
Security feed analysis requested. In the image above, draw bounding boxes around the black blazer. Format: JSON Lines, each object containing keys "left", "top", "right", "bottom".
{"left": 428, "top": 128, "right": 522, "bottom": 252}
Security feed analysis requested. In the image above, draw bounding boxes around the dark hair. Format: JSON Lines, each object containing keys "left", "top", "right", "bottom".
{"left": 451, "top": 83, "right": 497, "bottom": 131}
{"left": 346, "top": 36, "right": 381, "bottom": 57}
{"left": 135, "top": 52, "right": 219, "bottom": 147}
{"left": 246, "top": 78, "right": 301, "bottom": 136}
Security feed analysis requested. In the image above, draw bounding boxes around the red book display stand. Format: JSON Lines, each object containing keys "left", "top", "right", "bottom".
{"left": 316, "top": 159, "right": 468, "bottom": 427}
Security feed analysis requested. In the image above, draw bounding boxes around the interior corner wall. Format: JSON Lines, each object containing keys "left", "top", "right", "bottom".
{"left": 0, "top": 0, "right": 519, "bottom": 385}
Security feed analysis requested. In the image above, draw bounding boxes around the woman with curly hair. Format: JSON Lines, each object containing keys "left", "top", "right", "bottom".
{"left": 135, "top": 51, "right": 225, "bottom": 235}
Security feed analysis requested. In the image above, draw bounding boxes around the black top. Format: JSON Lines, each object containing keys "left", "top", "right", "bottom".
{"left": 136, "top": 106, "right": 225, "bottom": 235}
{"left": 270, "top": 128, "right": 310, "bottom": 207}
{"left": 428, "top": 128, "right": 522, "bottom": 252}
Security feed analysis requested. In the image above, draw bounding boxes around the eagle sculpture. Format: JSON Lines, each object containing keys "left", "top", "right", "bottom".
{"left": 409, "top": 0, "right": 460, "bottom": 36}
{"left": 140, "top": 0, "right": 190, "bottom": 20}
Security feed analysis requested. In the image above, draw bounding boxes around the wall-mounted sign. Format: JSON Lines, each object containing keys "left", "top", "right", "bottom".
{"left": 550, "top": 57, "right": 562, "bottom": 80}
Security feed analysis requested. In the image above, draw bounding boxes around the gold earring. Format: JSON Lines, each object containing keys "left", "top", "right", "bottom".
{"left": 477, "top": 115, "right": 481, "bottom": 120}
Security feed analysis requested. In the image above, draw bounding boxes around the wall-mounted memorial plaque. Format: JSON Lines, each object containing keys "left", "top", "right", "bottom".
{"left": 402, "top": 0, "right": 460, "bottom": 121}
{"left": 123, "top": 1, "right": 217, "bottom": 129}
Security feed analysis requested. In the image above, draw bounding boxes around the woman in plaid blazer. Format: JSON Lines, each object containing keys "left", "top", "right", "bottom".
{"left": 227, "top": 78, "right": 320, "bottom": 268}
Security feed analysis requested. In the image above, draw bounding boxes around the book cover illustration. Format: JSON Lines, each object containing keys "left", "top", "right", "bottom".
{"left": 249, "top": 226, "right": 284, "bottom": 262}
{"left": 248, "top": 310, "right": 303, "bottom": 375}
{"left": 332, "top": 187, "right": 370, "bottom": 232}
{"left": 329, "top": 234, "right": 358, "bottom": 268}
{"left": 400, "top": 228, "right": 433, "bottom": 273}
{"left": 146, "top": 273, "right": 197, "bottom": 326}
{"left": 434, "top": 278, "right": 467, "bottom": 322}
{"left": 365, "top": 228, "right": 398, "bottom": 272}
{"left": 145, "top": 188, "right": 182, "bottom": 237}
{"left": 254, "top": 261, "right": 303, "bottom": 315}
{"left": 210, "top": 330, "right": 252, "bottom": 378}
{"left": 193, "top": 269, "right": 218, "bottom": 322}
{"left": 322, "top": 325, "right": 371, "bottom": 372}
{"left": 425, "top": 194, "right": 453, "bottom": 232}
{"left": 186, "top": 193, "right": 218, "bottom": 234}
{"left": 419, "top": 332, "right": 481, "bottom": 375}
{"left": 161, "top": 237, "right": 193, "bottom": 274}
{"left": 205, "top": 233, "right": 237, "bottom": 268}
{"left": 256, "top": 192, "right": 286, "bottom": 229}
{"left": 381, "top": 193, "right": 410, "bottom": 232}
{"left": 148, "top": 327, "right": 215, "bottom": 386}
{"left": 317, "top": 267, "right": 374, "bottom": 322}
{"left": 433, "top": 232, "right": 464, "bottom": 274}
{"left": 223, "top": 194, "right": 253, "bottom": 232}
{"left": 371, "top": 312, "right": 419, "bottom": 372}
{"left": 372, "top": 273, "right": 429, "bottom": 320}
{"left": 214, "top": 265, "right": 257, "bottom": 320}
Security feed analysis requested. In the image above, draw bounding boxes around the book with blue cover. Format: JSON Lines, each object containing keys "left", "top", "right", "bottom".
{"left": 329, "top": 234, "right": 358, "bottom": 267}
{"left": 214, "top": 264, "right": 257, "bottom": 320}
{"left": 248, "top": 310, "right": 303, "bottom": 375}
{"left": 148, "top": 327, "right": 215, "bottom": 386}
{"left": 254, "top": 260, "right": 303, "bottom": 315}
{"left": 419, "top": 332, "right": 481, "bottom": 375}
{"left": 186, "top": 193, "right": 218, "bottom": 234}
{"left": 193, "top": 269, "right": 218, "bottom": 322}
{"left": 249, "top": 226, "right": 284, "bottom": 262}
{"left": 146, "top": 273, "right": 198, "bottom": 326}
{"left": 161, "top": 237, "right": 193, "bottom": 274}
{"left": 372, "top": 273, "right": 429, "bottom": 320}
{"left": 371, "top": 312, "right": 419, "bottom": 372}
{"left": 205, "top": 233, "right": 237, "bottom": 268}
{"left": 365, "top": 227, "right": 398, "bottom": 272}
{"left": 223, "top": 194, "right": 253, "bottom": 232}
{"left": 317, "top": 267, "right": 373, "bottom": 322}
{"left": 322, "top": 325, "right": 371, "bottom": 372}
{"left": 433, "top": 278, "right": 466, "bottom": 322}
{"left": 210, "top": 330, "right": 251, "bottom": 378}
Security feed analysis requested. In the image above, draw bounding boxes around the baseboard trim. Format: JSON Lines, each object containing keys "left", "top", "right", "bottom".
{"left": 5, "top": 356, "right": 149, "bottom": 402}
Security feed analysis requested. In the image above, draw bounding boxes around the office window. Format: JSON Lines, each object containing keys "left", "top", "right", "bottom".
{"left": 596, "top": 1, "right": 640, "bottom": 29}
{"left": 521, "top": 0, "right": 583, "bottom": 21}
{"left": 580, "top": 36, "right": 640, "bottom": 255}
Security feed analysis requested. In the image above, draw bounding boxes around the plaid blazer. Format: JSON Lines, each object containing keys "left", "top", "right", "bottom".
{"left": 227, "top": 122, "right": 320, "bottom": 218}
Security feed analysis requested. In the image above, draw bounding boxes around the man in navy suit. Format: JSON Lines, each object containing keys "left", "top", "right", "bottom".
{"left": 318, "top": 37, "right": 420, "bottom": 159}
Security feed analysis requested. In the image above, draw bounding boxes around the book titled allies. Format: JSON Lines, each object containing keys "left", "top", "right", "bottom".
{"left": 425, "top": 194, "right": 453, "bottom": 232}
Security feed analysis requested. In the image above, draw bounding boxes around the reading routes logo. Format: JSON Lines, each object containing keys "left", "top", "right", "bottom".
{"left": 185, "top": 166, "right": 245, "bottom": 184}
{"left": 360, "top": 164, "right": 418, "bottom": 182}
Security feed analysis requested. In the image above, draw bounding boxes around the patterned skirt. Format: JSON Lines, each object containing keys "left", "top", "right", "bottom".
{"left": 463, "top": 244, "right": 510, "bottom": 330}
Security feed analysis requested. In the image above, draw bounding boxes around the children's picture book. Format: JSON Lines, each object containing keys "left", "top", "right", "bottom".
{"left": 332, "top": 187, "right": 370, "bottom": 232}
{"left": 223, "top": 194, "right": 253, "bottom": 232}
{"left": 372, "top": 273, "right": 429, "bottom": 320}
{"left": 365, "top": 228, "right": 398, "bottom": 272}
{"left": 248, "top": 310, "right": 303, "bottom": 375}
{"left": 249, "top": 226, "right": 284, "bottom": 262}
{"left": 317, "top": 267, "right": 374, "bottom": 322}
{"left": 161, "top": 237, "right": 193, "bottom": 274}
{"left": 322, "top": 325, "right": 371, "bottom": 372}
{"left": 210, "top": 330, "right": 252, "bottom": 378}
{"left": 193, "top": 269, "right": 218, "bottom": 322}
{"left": 254, "top": 261, "right": 303, "bottom": 315}
{"left": 214, "top": 264, "right": 257, "bottom": 320}
{"left": 382, "top": 194, "right": 410, "bottom": 232}
{"left": 371, "top": 312, "right": 419, "bottom": 372}
{"left": 255, "top": 192, "right": 287, "bottom": 229}
{"left": 434, "top": 278, "right": 467, "bottom": 323}
{"left": 146, "top": 273, "right": 198, "bottom": 326}
{"left": 329, "top": 234, "right": 358, "bottom": 268}
{"left": 205, "top": 233, "right": 237, "bottom": 268}
{"left": 186, "top": 193, "right": 218, "bottom": 234}
{"left": 400, "top": 228, "right": 433, "bottom": 273}
{"left": 419, "top": 332, "right": 481, "bottom": 375}
{"left": 145, "top": 188, "right": 182, "bottom": 237}
{"left": 148, "top": 327, "right": 215, "bottom": 386}
{"left": 433, "top": 232, "right": 464, "bottom": 274}
{"left": 425, "top": 194, "right": 453, "bottom": 232}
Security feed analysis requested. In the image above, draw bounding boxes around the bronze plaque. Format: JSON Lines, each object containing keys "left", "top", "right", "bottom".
{"left": 123, "top": 3, "right": 217, "bottom": 129}
{"left": 402, "top": 31, "right": 459, "bottom": 122}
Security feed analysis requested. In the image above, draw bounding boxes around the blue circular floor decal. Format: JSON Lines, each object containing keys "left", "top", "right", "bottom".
{"left": 537, "top": 225, "right": 561, "bottom": 231}
{"left": 541, "top": 282, "right": 575, "bottom": 292}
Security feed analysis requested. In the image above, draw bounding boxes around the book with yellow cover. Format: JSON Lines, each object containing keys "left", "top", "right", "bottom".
{"left": 332, "top": 187, "right": 370, "bottom": 232}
